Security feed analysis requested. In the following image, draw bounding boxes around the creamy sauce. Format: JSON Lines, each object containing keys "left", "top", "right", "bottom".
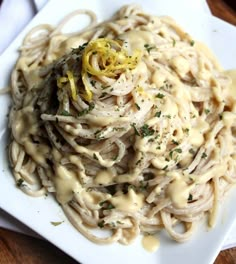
{"left": 12, "top": 106, "right": 50, "bottom": 165}
{"left": 166, "top": 172, "right": 191, "bottom": 208}
{"left": 110, "top": 189, "right": 144, "bottom": 212}
{"left": 83, "top": 190, "right": 111, "bottom": 207}
{"left": 94, "top": 169, "right": 115, "bottom": 185}
{"left": 119, "top": 30, "right": 155, "bottom": 52}
{"left": 53, "top": 165, "right": 82, "bottom": 204}
{"left": 142, "top": 235, "right": 160, "bottom": 252}
{"left": 189, "top": 118, "right": 209, "bottom": 147}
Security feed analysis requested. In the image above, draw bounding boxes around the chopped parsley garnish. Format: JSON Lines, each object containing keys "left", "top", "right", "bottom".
{"left": 156, "top": 93, "right": 165, "bottom": 99}
{"left": 144, "top": 44, "right": 155, "bottom": 53}
{"left": 90, "top": 80, "right": 96, "bottom": 87}
{"left": 131, "top": 123, "right": 140, "bottom": 136}
{"left": 94, "top": 129, "right": 103, "bottom": 140}
{"left": 155, "top": 111, "right": 161, "bottom": 118}
{"left": 162, "top": 165, "right": 168, "bottom": 170}
{"left": 189, "top": 148, "right": 195, "bottom": 155}
{"left": 93, "top": 153, "right": 98, "bottom": 160}
{"left": 106, "top": 204, "right": 115, "bottom": 210}
{"left": 172, "top": 140, "right": 179, "bottom": 145}
{"left": 16, "top": 178, "right": 24, "bottom": 187}
{"left": 140, "top": 124, "right": 154, "bottom": 137}
{"left": 101, "top": 85, "right": 110, "bottom": 90}
{"left": 139, "top": 181, "right": 149, "bottom": 191}
{"left": 113, "top": 127, "right": 126, "bottom": 132}
{"left": 175, "top": 148, "right": 182, "bottom": 153}
{"left": 135, "top": 103, "right": 141, "bottom": 110}
{"left": 78, "top": 42, "right": 88, "bottom": 51}
{"left": 78, "top": 102, "right": 95, "bottom": 116}
{"left": 99, "top": 201, "right": 106, "bottom": 206}
{"left": 99, "top": 92, "right": 107, "bottom": 98}
{"left": 169, "top": 148, "right": 182, "bottom": 159}
{"left": 188, "top": 194, "right": 193, "bottom": 201}
{"left": 172, "top": 39, "right": 176, "bottom": 47}
{"left": 99, "top": 201, "right": 115, "bottom": 210}
{"left": 201, "top": 152, "right": 207, "bottom": 159}
{"left": 190, "top": 40, "right": 195, "bottom": 46}
{"left": 98, "top": 220, "right": 105, "bottom": 228}
{"left": 60, "top": 110, "right": 71, "bottom": 116}
{"left": 204, "top": 109, "right": 210, "bottom": 115}
{"left": 183, "top": 128, "right": 190, "bottom": 134}
{"left": 50, "top": 221, "right": 64, "bottom": 226}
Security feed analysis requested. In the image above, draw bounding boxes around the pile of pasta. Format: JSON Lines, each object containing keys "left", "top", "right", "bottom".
{"left": 9, "top": 4, "right": 236, "bottom": 245}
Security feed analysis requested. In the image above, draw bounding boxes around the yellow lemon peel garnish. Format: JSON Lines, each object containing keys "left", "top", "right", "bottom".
{"left": 56, "top": 38, "right": 140, "bottom": 102}
{"left": 56, "top": 72, "right": 77, "bottom": 101}
{"left": 66, "top": 70, "right": 77, "bottom": 101}
{"left": 82, "top": 38, "right": 141, "bottom": 77}
{"left": 81, "top": 38, "right": 141, "bottom": 101}
{"left": 57, "top": 77, "right": 68, "bottom": 89}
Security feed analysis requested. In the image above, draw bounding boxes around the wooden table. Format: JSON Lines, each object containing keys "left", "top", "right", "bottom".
{"left": 0, "top": 1, "right": 236, "bottom": 264}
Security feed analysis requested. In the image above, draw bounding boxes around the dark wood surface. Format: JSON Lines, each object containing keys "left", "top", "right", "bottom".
{"left": 0, "top": 1, "right": 236, "bottom": 264}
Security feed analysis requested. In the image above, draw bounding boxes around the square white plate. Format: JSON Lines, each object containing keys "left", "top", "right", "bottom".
{"left": 0, "top": 1, "right": 236, "bottom": 264}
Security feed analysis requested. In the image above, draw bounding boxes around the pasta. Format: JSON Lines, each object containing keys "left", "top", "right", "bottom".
{"left": 8, "top": 4, "right": 236, "bottom": 246}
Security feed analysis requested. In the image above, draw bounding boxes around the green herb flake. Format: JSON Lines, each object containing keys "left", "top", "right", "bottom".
{"left": 155, "top": 111, "right": 161, "bottom": 118}
{"left": 78, "top": 42, "right": 88, "bottom": 51}
{"left": 78, "top": 102, "right": 95, "bottom": 117}
{"left": 131, "top": 123, "right": 140, "bottom": 136}
{"left": 50, "top": 221, "right": 64, "bottom": 226}
{"left": 189, "top": 148, "right": 195, "bottom": 155}
{"left": 99, "top": 201, "right": 107, "bottom": 207}
{"left": 60, "top": 110, "right": 71, "bottom": 116}
{"left": 101, "top": 85, "right": 110, "bottom": 90}
{"left": 16, "top": 178, "right": 24, "bottom": 187}
{"left": 201, "top": 152, "right": 207, "bottom": 159}
{"left": 188, "top": 194, "right": 193, "bottom": 201}
{"left": 90, "top": 80, "right": 96, "bottom": 87}
{"left": 99, "top": 92, "right": 107, "bottom": 98}
{"left": 140, "top": 124, "right": 154, "bottom": 137}
{"left": 135, "top": 103, "right": 141, "bottom": 110}
{"left": 169, "top": 148, "right": 182, "bottom": 159}
{"left": 144, "top": 44, "right": 155, "bottom": 53}
{"left": 162, "top": 165, "right": 168, "bottom": 170}
{"left": 204, "top": 109, "right": 210, "bottom": 115}
{"left": 175, "top": 148, "right": 182, "bottom": 153}
{"left": 156, "top": 93, "right": 165, "bottom": 99}
{"left": 98, "top": 220, "right": 105, "bottom": 228}
{"left": 172, "top": 140, "right": 179, "bottom": 145}
{"left": 106, "top": 203, "right": 115, "bottom": 210}
{"left": 190, "top": 40, "right": 195, "bottom": 46}
{"left": 184, "top": 128, "right": 190, "bottom": 134}
{"left": 139, "top": 181, "right": 149, "bottom": 191}
{"left": 219, "top": 113, "right": 223, "bottom": 120}
{"left": 172, "top": 39, "right": 176, "bottom": 47}
{"left": 93, "top": 153, "right": 98, "bottom": 160}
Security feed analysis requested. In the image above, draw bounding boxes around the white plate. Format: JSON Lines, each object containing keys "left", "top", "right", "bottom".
{"left": 0, "top": 1, "right": 236, "bottom": 264}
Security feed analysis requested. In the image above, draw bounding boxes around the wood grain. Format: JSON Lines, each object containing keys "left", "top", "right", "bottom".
{"left": 0, "top": 1, "right": 236, "bottom": 264}
{"left": 207, "top": 0, "right": 236, "bottom": 25}
{"left": 0, "top": 228, "right": 76, "bottom": 264}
